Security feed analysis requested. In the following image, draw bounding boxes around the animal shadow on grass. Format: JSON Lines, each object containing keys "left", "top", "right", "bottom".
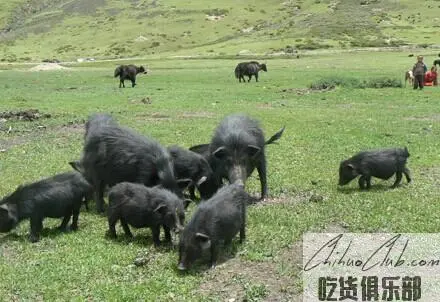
{"left": 105, "top": 230, "right": 176, "bottom": 252}
{"left": 0, "top": 225, "right": 76, "bottom": 244}
{"left": 0, "top": 232, "right": 27, "bottom": 244}
{"left": 337, "top": 182, "right": 410, "bottom": 194}
{"left": 176, "top": 240, "right": 242, "bottom": 275}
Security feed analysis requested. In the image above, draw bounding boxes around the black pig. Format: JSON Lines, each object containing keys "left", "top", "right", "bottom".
{"left": 338, "top": 147, "right": 411, "bottom": 189}
{"left": 178, "top": 183, "right": 248, "bottom": 270}
{"left": 107, "top": 182, "right": 186, "bottom": 246}
{"left": 70, "top": 115, "right": 190, "bottom": 213}
{"left": 0, "top": 171, "right": 92, "bottom": 242}
{"left": 190, "top": 114, "right": 285, "bottom": 200}
{"left": 167, "top": 145, "right": 213, "bottom": 200}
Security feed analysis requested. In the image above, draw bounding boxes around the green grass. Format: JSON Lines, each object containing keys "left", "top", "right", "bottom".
{"left": 1, "top": 51, "right": 440, "bottom": 300}
{"left": 1, "top": 0, "right": 440, "bottom": 61}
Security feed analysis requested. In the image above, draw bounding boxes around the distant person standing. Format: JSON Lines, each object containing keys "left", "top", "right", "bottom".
{"left": 412, "top": 55, "right": 427, "bottom": 90}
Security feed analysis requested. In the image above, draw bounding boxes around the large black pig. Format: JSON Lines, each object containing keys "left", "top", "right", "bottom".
{"left": 177, "top": 182, "right": 249, "bottom": 270}
{"left": 0, "top": 171, "right": 92, "bottom": 242}
{"left": 70, "top": 114, "right": 190, "bottom": 213}
{"left": 338, "top": 147, "right": 411, "bottom": 189}
{"left": 190, "top": 114, "right": 284, "bottom": 200}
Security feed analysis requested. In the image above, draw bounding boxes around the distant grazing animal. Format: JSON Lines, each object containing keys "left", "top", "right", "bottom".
{"left": 234, "top": 61, "right": 267, "bottom": 83}
{"left": 433, "top": 59, "right": 440, "bottom": 67}
{"left": 114, "top": 65, "right": 147, "bottom": 88}
{"left": 404, "top": 70, "right": 414, "bottom": 87}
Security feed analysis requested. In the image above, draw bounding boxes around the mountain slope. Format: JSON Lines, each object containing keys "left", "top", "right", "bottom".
{"left": 1, "top": 0, "right": 439, "bottom": 61}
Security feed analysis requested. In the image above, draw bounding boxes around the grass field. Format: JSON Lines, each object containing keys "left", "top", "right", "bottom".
{"left": 1, "top": 52, "right": 440, "bottom": 301}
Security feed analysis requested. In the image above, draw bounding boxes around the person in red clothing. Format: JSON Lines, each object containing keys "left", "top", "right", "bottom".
{"left": 424, "top": 66, "right": 438, "bottom": 86}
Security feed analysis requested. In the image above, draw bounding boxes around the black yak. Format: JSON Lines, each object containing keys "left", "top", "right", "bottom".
{"left": 234, "top": 61, "right": 267, "bottom": 83}
{"left": 114, "top": 64, "right": 147, "bottom": 88}
{"left": 434, "top": 59, "right": 440, "bottom": 67}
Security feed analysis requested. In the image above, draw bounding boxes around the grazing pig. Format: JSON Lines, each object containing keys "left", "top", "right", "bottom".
{"left": 178, "top": 183, "right": 248, "bottom": 270}
{"left": 107, "top": 182, "right": 186, "bottom": 246}
{"left": 114, "top": 64, "right": 147, "bottom": 88}
{"left": 167, "top": 145, "right": 213, "bottom": 200}
{"left": 190, "top": 114, "right": 285, "bottom": 200}
{"left": 338, "top": 147, "right": 411, "bottom": 189}
{"left": 234, "top": 61, "right": 267, "bottom": 83}
{"left": 70, "top": 114, "right": 190, "bottom": 213}
{"left": 0, "top": 171, "right": 92, "bottom": 242}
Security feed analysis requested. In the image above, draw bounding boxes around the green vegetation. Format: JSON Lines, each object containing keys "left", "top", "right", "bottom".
{"left": 1, "top": 52, "right": 440, "bottom": 300}
{"left": 0, "top": 0, "right": 439, "bottom": 61}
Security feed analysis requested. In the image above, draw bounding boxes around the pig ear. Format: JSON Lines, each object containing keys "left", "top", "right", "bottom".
{"left": 247, "top": 145, "right": 261, "bottom": 158}
{"left": 212, "top": 147, "right": 227, "bottom": 159}
{"left": 69, "top": 160, "right": 84, "bottom": 174}
{"left": 189, "top": 144, "right": 210, "bottom": 155}
{"left": 346, "top": 163, "right": 355, "bottom": 170}
{"left": 183, "top": 199, "right": 192, "bottom": 209}
{"left": 154, "top": 203, "right": 168, "bottom": 215}
{"left": 177, "top": 178, "right": 192, "bottom": 190}
{"left": 195, "top": 232, "right": 211, "bottom": 249}
{"left": 196, "top": 176, "right": 207, "bottom": 186}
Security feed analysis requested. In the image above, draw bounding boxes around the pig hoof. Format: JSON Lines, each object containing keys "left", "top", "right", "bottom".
{"left": 70, "top": 225, "right": 78, "bottom": 231}
{"left": 57, "top": 226, "right": 69, "bottom": 232}
{"left": 29, "top": 235, "right": 40, "bottom": 243}
{"left": 105, "top": 231, "right": 117, "bottom": 239}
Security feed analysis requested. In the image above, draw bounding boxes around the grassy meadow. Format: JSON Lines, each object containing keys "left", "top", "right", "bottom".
{"left": 1, "top": 52, "right": 440, "bottom": 300}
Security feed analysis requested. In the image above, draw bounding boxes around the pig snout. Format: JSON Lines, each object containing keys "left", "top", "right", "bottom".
{"left": 177, "top": 262, "right": 187, "bottom": 271}
{"left": 228, "top": 165, "right": 247, "bottom": 187}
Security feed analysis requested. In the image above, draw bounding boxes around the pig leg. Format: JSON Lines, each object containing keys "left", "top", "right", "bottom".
{"left": 58, "top": 212, "right": 71, "bottom": 232}
{"left": 404, "top": 167, "right": 412, "bottom": 183}
{"left": 94, "top": 179, "right": 106, "bottom": 214}
{"left": 152, "top": 225, "right": 161, "bottom": 246}
{"left": 358, "top": 176, "right": 367, "bottom": 189}
{"left": 365, "top": 176, "right": 372, "bottom": 189}
{"left": 107, "top": 213, "right": 118, "bottom": 238}
{"left": 120, "top": 219, "right": 133, "bottom": 238}
{"left": 29, "top": 215, "right": 43, "bottom": 243}
{"left": 240, "top": 225, "right": 246, "bottom": 243}
{"left": 257, "top": 158, "right": 268, "bottom": 200}
{"left": 70, "top": 203, "right": 81, "bottom": 231}
{"left": 210, "top": 244, "right": 219, "bottom": 269}
{"left": 163, "top": 225, "right": 172, "bottom": 243}
{"left": 391, "top": 172, "right": 403, "bottom": 188}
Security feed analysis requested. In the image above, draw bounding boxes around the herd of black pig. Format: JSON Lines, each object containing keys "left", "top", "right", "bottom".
{"left": 0, "top": 111, "right": 412, "bottom": 270}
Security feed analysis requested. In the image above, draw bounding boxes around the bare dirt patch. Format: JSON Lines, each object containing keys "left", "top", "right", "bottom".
{"left": 404, "top": 114, "right": 440, "bottom": 122}
{"left": 197, "top": 255, "right": 299, "bottom": 301}
{"left": 420, "top": 166, "right": 440, "bottom": 187}
{"left": 29, "top": 63, "right": 70, "bottom": 72}
{"left": 254, "top": 190, "right": 327, "bottom": 206}
{"left": 0, "top": 109, "right": 51, "bottom": 122}
{"left": 280, "top": 87, "right": 335, "bottom": 95}
{"left": 55, "top": 120, "right": 86, "bottom": 135}
{"left": 178, "top": 111, "right": 215, "bottom": 119}
{"left": 197, "top": 220, "right": 342, "bottom": 301}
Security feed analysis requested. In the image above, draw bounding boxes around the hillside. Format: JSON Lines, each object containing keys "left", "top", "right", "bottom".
{"left": 0, "top": 0, "right": 439, "bottom": 62}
